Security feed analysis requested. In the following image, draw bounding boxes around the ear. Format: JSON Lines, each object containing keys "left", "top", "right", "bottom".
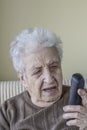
{"left": 17, "top": 72, "right": 27, "bottom": 88}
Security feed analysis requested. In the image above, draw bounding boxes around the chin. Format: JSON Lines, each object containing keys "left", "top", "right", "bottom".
{"left": 44, "top": 94, "right": 61, "bottom": 103}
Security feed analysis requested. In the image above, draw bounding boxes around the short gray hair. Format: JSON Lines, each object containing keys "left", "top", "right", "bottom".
{"left": 10, "top": 27, "right": 63, "bottom": 73}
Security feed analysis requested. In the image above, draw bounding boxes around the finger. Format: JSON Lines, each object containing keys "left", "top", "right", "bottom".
{"left": 78, "top": 89, "right": 87, "bottom": 98}
{"left": 78, "top": 89, "right": 87, "bottom": 107}
{"left": 66, "top": 119, "right": 86, "bottom": 130}
{"left": 63, "top": 112, "right": 85, "bottom": 120}
{"left": 66, "top": 119, "right": 80, "bottom": 127}
{"left": 63, "top": 105, "right": 85, "bottom": 114}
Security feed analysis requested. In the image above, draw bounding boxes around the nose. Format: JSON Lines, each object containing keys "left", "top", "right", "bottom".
{"left": 43, "top": 68, "right": 54, "bottom": 83}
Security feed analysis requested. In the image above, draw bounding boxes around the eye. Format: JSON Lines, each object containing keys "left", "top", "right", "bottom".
{"left": 50, "top": 65, "right": 58, "bottom": 69}
{"left": 52, "top": 65, "right": 58, "bottom": 68}
{"left": 50, "top": 64, "right": 61, "bottom": 71}
{"left": 32, "top": 68, "right": 42, "bottom": 76}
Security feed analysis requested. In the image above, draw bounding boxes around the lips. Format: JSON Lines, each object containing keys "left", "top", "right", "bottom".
{"left": 43, "top": 86, "right": 57, "bottom": 92}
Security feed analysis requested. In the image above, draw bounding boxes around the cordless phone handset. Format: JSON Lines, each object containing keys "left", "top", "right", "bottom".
{"left": 68, "top": 73, "right": 85, "bottom": 105}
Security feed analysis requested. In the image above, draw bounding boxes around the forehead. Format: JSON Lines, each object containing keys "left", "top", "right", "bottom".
{"left": 23, "top": 47, "right": 60, "bottom": 68}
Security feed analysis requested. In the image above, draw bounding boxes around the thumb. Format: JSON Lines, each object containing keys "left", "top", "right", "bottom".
{"left": 78, "top": 89, "right": 87, "bottom": 107}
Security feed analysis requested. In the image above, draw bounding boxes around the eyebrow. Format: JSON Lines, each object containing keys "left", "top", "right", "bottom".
{"left": 48, "top": 61, "right": 60, "bottom": 66}
{"left": 29, "top": 61, "right": 60, "bottom": 70}
{"left": 30, "top": 66, "right": 42, "bottom": 70}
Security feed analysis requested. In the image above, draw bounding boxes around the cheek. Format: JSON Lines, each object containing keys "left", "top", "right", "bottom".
{"left": 27, "top": 77, "right": 42, "bottom": 94}
{"left": 58, "top": 74, "right": 63, "bottom": 84}
{"left": 35, "top": 77, "right": 43, "bottom": 91}
{"left": 55, "top": 70, "right": 62, "bottom": 83}
{"left": 55, "top": 71, "right": 62, "bottom": 93}
{"left": 28, "top": 77, "right": 34, "bottom": 87}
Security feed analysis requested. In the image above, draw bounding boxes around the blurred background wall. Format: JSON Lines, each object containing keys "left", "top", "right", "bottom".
{"left": 0, "top": 0, "right": 87, "bottom": 80}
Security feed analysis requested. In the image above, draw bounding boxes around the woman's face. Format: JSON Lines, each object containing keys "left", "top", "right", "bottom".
{"left": 19, "top": 47, "right": 63, "bottom": 107}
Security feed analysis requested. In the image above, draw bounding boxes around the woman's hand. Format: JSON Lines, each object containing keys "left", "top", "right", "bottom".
{"left": 63, "top": 89, "right": 87, "bottom": 130}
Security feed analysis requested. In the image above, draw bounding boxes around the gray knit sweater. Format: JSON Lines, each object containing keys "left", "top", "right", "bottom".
{"left": 0, "top": 85, "right": 79, "bottom": 130}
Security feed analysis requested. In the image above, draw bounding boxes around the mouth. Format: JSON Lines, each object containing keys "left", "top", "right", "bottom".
{"left": 42, "top": 86, "right": 57, "bottom": 93}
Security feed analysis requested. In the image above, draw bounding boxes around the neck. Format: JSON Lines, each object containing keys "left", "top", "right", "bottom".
{"left": 31, "top": 97, "right": 60, "bottom": 108}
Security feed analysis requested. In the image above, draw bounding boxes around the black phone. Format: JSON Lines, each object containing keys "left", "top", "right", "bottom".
{"left": 68, "top": 73, "right": 85, "bottom": 105}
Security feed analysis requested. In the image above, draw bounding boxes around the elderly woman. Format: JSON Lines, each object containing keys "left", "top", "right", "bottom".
{"left": 0, "top": 28, "right": 87, "bottom": 130}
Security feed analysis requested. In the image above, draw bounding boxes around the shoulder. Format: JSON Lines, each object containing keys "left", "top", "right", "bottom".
{"left": 0, "top": 91, "right": 30, "bottom": 127}
{"left": 0, "top": 91, "right": 29, "bottom": 122}
{"left": 0, "top": 91, "right": 29, "bottom": 111}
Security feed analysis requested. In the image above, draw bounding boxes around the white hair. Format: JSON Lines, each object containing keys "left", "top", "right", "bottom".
{"left": 10, "top": 27, "right": 63, "bottom": 73}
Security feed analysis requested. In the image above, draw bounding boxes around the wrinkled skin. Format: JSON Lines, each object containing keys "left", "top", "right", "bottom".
{"left": 18, "top": 47, "right": 63, "bottom": 107}
{"left": 63, "top": 89, "right": 87, "bottom": 130}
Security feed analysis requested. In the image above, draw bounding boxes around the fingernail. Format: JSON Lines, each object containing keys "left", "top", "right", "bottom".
{"left": 66, "top": 122, "right": 70, "bottom": 126}
{"left": 62, "top": 114, "right": 66, "bottom": 118}
{"left": 78, "top": 89, "right": 85, "bottom": 95}
{"left": 63, "top": 106, "right": 66, "bottom": 111}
